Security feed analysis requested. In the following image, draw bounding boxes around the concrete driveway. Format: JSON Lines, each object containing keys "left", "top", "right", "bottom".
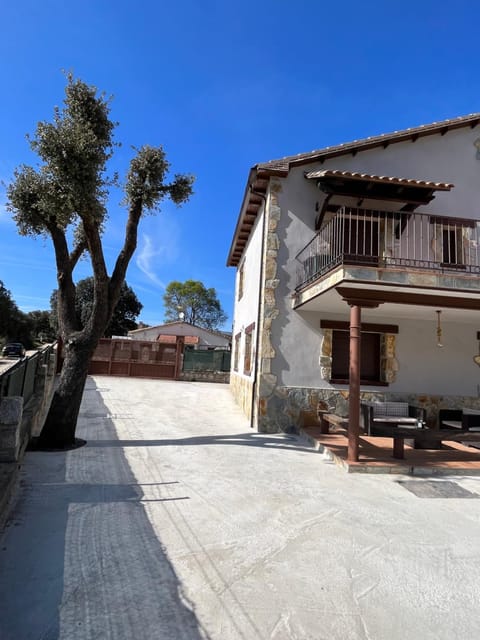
{"left": 1, "top": 377, "right": 480, "bottom": 639}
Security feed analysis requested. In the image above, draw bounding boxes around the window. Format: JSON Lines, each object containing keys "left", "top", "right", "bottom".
{"left": 238, "top": 263, "right": 245, "bottom": 300}
{"left": 331, "top": 330, "right": 380, "bottom": 383}
{"left": 233, "top": 333, "right": 241, "bottom": 372}
{"left": 320, "top": 320, "right": 398, "bottom": 386}
{"left": 243, "top": 322, "right": 255, "bottom": 375}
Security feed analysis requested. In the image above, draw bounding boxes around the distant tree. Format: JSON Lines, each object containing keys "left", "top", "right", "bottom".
{"left": 7, "top": 75, "right": 194, "bottom": 448}
{"left": 50, "top": 277, "right": 143, "bottom": 337}
{"left": 163, "top": 280, "right": 227, "bottom": 330}
{"left": 0, "top": 280, "right": 19, "bottom": 338}
{"left": 0, "top": 280, "right": 34, "bottom": 346}
{"left": 27, "top": 309, "right": 57, "bottom": 342}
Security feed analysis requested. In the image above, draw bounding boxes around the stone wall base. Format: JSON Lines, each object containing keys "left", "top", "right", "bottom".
{"left": 179, "top": 371, "right": 230, "bottom": 384}
{"left": 230, "top": 373, "right": 253, "bottom": 421}
{"left": 255, "top": 386, "right": 480, "bottom": 433}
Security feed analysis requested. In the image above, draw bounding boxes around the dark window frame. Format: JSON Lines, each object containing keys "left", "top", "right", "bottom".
{"left": 243, "top": 322, "right": 255, "bottom": 375}
{"left": 330, "top": 330, "right": 383, "bottom": 385}
{"left": 233, "top": 332, "right": 241, "bottom": 372}
{"left": 238, "top": 263, "right": 245, "bottom": 300}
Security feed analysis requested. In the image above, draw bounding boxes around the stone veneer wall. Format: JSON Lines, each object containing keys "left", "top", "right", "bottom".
{"left": 257, "top": 385, "right": 480, "bottom": 433}
{"left": 179, "top": 371, "right": 229, "bottom": 384}
{"left": 256, "top": 184, "right": 281, "bottom": 433}
{"left": 230, "top": 372, "right": 253, "bottom": 421}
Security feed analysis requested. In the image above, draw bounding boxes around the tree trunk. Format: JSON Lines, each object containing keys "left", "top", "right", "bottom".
{"left": 38, "top": 340, "right": 95, "bottom": 449}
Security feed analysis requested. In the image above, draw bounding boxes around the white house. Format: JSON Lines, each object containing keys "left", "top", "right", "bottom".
{"left": 227, "top": 113, "right": 480, "bottom": 458}
{"left": 128, "top": 321, "right": 231, "bottom": 349}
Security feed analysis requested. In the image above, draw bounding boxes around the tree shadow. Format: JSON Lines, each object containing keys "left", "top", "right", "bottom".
{"left": 84, "top": 432, "right": 319, "bottom": 452}
{"left": 0, "top": 385, "right": 211, "bottom": 640}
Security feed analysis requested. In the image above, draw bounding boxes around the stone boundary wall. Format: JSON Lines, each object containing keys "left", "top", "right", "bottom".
{"left": 179, "top": 370, "right": 230, "bottom": 384}
{"left": 0, "top": 347, "right": 58, "bottom": 462}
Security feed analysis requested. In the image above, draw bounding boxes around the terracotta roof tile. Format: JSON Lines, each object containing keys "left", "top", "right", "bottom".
{"left": 258, "top": 113, "right": 480, "bottom": 172}
{"left": 157, "top": 334, "right": 199, "bottom": 344}
{"left": 305, "top": 169, "right": 454, "bottom": 190}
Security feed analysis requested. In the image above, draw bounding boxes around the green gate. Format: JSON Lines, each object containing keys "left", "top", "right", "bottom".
{"left": 183, "top": 349, "right": 231, "bottom": 372}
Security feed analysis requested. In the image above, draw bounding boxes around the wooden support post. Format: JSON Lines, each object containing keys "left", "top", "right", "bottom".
{"left": 393, "top": 438, "right": 405, "bottom": 459}
{"left": 348, "top": 304, "right": 361, "bottom": 462}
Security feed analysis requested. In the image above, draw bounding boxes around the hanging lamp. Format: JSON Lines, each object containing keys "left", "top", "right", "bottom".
{"left": 436, "top": 310, "right": 443, "bottom": 348}
{"left": 474, "top": 331, "right": 480, "bottom": 366}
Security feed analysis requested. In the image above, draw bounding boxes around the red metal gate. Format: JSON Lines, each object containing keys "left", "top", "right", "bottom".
{"left": 88, "top": 338, "right": 184, "bottom": 379}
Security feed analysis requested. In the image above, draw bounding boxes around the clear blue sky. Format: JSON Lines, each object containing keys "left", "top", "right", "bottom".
{"left": 0, "top": 0, "right": 479, "bottom": 329}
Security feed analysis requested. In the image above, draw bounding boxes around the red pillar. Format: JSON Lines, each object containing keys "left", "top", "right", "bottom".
{"left": 348, "top": 304, "right": 361, "bottom": 462}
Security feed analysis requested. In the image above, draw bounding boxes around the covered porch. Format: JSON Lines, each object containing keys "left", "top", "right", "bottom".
{"left": 293, "top": 241, "right": 480, "bottom": 464}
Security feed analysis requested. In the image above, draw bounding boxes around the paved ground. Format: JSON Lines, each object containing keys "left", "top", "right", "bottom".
{"left": 1, "top": 377, "right": 480, "bottom": 639}
{"left": 0, "top": 356, "right": 22, "bottom": 375}
{"left": 0, "top": 349, "right": 39, "bottom": 375}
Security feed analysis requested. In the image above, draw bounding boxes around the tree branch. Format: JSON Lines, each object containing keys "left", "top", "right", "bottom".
{"left": 69, "top": 239, "right": 88, "bottom": 270}
{"left": 47, "top": 222, "right": 78, "bottom": 335}
{"left": 109, "top": 200, "right": 143, "bottom": 308}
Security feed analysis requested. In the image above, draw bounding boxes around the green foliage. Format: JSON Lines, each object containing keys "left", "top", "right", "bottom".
{"left": 50, "top": 277, "right": 143, "bottom": 337}
{"left": 0, "top": 281, "right": 38, "bottom": 348}
{"left": 8, "top": 75, "right": 116, "bottom": 236}
{"left": 0, "top": 280, "right": 18, "bottom": 337}
{"left": 124, "top": 145, "right": 194, "bottom": 210}
{"left": 163, "top": 280, "right": 227, "bottom": 330}
{"left": 26, "top": 310, "right": 57, "bottom": 343}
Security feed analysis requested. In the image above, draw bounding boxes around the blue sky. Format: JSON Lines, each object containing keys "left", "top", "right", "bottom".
{"left": 1, "top": 1, "right": 479, "bottom": 329}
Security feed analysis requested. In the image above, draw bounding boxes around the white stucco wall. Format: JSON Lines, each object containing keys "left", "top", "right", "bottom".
{"left": 266, "top": 124, "right": 480, "bottom": 396}
{"left": 128, "top": 323, "right": 230, "bottom": 347}
{"left": 230, "top": 206, "right": 264, "bottom": 377}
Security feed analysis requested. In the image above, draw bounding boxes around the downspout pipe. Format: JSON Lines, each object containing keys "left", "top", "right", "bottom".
{"left": 249, "top": 185, "right": 267, "bottom": 429}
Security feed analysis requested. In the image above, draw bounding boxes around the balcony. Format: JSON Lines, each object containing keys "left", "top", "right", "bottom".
{"left": 295, "top": 207, "right": 480, "bottom": 296}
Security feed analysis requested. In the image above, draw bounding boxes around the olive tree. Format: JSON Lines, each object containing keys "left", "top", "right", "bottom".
{"left": 7, "top": 76, "right": 194, "bottom": 448}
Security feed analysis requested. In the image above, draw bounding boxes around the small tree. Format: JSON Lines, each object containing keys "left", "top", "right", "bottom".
{"left": 0, "top": 280, "right": 34, "bottom": 347}
{"left": 7, "top": 76, "right": 194, "bottom": 448}
{"left": 27, "top": 310, "right": 57, "bottom": 343}
{"left": 163, "top": 280, "right": 227, "bottom": 330}
{"left": 0, "top": 280, "right": 19, "bottom": 339}
{"left": 51, "top": 277, "right": 143, "bottom": 337}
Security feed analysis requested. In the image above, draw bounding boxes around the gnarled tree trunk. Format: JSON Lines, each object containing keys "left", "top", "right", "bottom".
{"left": 38, "top": 339, "right": 97, "bottom": 449}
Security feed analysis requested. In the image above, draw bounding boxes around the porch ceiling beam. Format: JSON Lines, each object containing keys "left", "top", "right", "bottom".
{"left": 318, "top": 185, "right": 436, "bottom": 205}
{"left": 336, "top": 287, "right": 480, "bottom": 310}
{"left": 320, "top": 320, "right": 399, "bottom": 333}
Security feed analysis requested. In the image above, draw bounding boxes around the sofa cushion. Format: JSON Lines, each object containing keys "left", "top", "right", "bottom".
{"left": 372, "top": 402, "right": 409, "bottom": 417}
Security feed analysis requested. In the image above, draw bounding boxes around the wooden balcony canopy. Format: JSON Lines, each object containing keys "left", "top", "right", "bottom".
{"left": 305, "top": 169, "right": 454, "bottom": 208}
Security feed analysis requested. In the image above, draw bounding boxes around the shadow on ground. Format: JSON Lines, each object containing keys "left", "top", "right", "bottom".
{"left": 0, "top": 380, "right": 210, "bottom": 640}
{"left": 84, "top": 434, "right": 316, "bottom": 451}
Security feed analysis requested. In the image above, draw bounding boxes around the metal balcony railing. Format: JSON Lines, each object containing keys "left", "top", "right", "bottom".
{"left": 296, "top": 207, "right": 480, "bottom": 290}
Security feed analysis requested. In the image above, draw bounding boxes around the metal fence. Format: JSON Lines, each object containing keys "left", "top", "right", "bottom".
{"left": 296, "top": 206, "right": 480, "bottom": 290}
{"left": 183, "top": 348, "right": 231, "bottom": 372}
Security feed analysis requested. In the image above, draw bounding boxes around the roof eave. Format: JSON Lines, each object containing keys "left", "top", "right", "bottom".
{"left": 226, "top": 166, "right": 286, "bottom": 267}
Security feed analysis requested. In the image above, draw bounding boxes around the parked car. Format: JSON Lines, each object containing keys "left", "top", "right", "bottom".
{"left": 1, "top": 342, "right": 26, "bottom": 358}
